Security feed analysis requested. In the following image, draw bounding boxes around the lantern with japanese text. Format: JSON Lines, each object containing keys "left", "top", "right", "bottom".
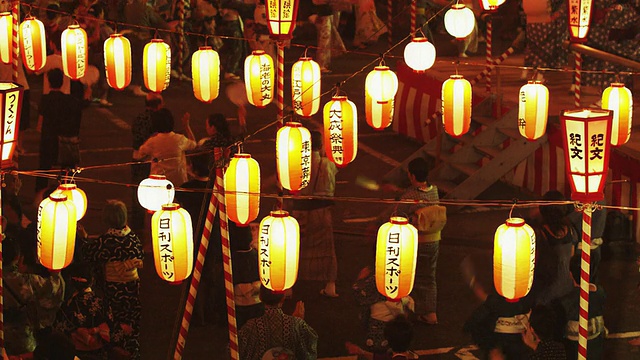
{"left": 143, "top": 39, "right": 171, "bottom": 93}
{"left": 265, "top": 0, "right": 299, "bottom": 40}
{"left": 568, "top": 0, "right": 593, "bottom": 43}
{"left": 224, "top": 154, "right": 260, "bottom": 226}
{"left": 61, "top": 24, "right": 88, "bottom": 80}
{"left": 56, "top": 183, "right": 87, "bottom": 221}
{"left": 0, "top": 82, "right": 23, "bottom": 169}
{"left": 561, "top": 109, "right": 613, "bottom": 202}
{"left": 365, "top": 64, "right": 398, "bottom": 105}
{"left": 151, "top": 203, "right": 193, "bottom": 283}
{"left": 276, "top": 122, "right": 311, "bottom": 192}
{"left": 442, "top": 75, "right": 472, "bottom": 137}
{"left": 291, "top": 57, "right": 321, "bottom": 117}
{"left": 137, "top": 175, "right": 175, "bottom": 212}
{"left": 0, "top": 12, "right": 12, "bottom": 64}
{"left": 19, "top": 16, "right": 47, "bottom": 72}
{"left": 479, "top": 0, "right": 506, "bottom": 12}
{"left": 323, "top": 95, "right": 358, "bottom": 167}
{"left": 245, "top": 50, "right": 274, "bottom": 108}
{"left": 258, "top": 210, "right": 299, "bottom": 292}
{"left": 192, "top": 46, "right": 220, "bottom": 103}
{"left": 518, "top": 80, "right": 549, "bottom": 141}
{"left": 104, "top": 34, "right": 132, "bottom": 90}
{"left": 37, "top": 193, "right": 77, "bottom": 271}
{"left": 375, "top": 217, "right": 418, "bottom": 301}
{"left": 365, "top": 89, "right": 393, "bottom": 130}
{"left": 602, "top": 83, "right": 632, "bottom": 146}
{"left": 404, "top": 37, "right": 436, "bottom": 73}
{"left": 494, "top": 218, "right": 536, "bottom": 301}
{"left": 444, "top": 5, "right": 475, "bottom": 40}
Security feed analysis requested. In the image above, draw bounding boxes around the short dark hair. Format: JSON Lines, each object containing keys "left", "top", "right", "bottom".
{"left": 407, "top": 157, "right": 429, "bottom": 182}
{"left": 48, "top": 68, "right": 64, "bottom": 89}
{"left": 529, "top": 305, "right": 557, "bottom": 341}
{"left": 102, "top": 199, "right": 128, "bottom": 229}
{"left": 152, "top": 108, "right": 175, "bottom": 133}
{"left": 384, "top": 316, "right": 413, "bottom": 352}
{"left": 259, "top": 285, "right": 285, "bottom": 306}
{"left": 207, "top": 113, "right": 231, "bottom": 138}
{"left": 310, "top": 130, "right": 322, "bottom": 151}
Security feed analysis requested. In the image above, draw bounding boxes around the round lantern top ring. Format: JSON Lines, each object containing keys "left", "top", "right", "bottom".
{"left": 161, "top": 203, "right": 181, "bottom": 211}
{"left": 270, "top": 209, "right": 289, "bottom": 218}
{"left": 49, "top": 192, "right": 68, "bottom": 202}
{"left": 286, "top": 121, "right": 303, "bottom": 128}
{"left": 58, "top": 183, "right": 78, "bottom": 191}
{"left": 233, "top": 153, "right": 252, "bottom": 160}
{"left": 505, "top": 217, "right": 526, "bottom": 227}
{"left": 390, "top": 216, "right": 409, "bottom": 225}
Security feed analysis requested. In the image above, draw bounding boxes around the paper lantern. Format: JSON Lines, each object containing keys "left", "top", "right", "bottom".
{"left": 191, "top": 46, "right": 220, "bottom": 103}
{"left": 442, "top": 75, "right": 472, "bottom": 137}
{"left": 561, "top": 109, "right": 613, "bottom": 202}
{"left": 602, "top": 83, "right": 632, "bottom": 146}
{"left": 479, "top": 0, "right": 506, "bottom": 12}
{"left": 151, "top": 203, "right": 193, "bottom": 283}
{"left": 56, "top": 183, "right": 87, "bottom": 221}
{"left": 291, "top": 57, "right": 321, "bottom": 117}
{"left": 375, "top": 216, "right": 418, "bottom": 301}
{"left": 365, "top": 89, "right": 393, "bottom": 130}
{"left": 37, "top": 193, "right": 77, "bottom": 271}
{"left": 444, "top": 5, "right": 475, "bottom": 40}
{"left": 138, "top": 175, "right": 175, "bottom": 211}
{"left": 365, "top": 65, "right": 398, "bottom": 105}
{"left": 104, "top": 34, "right": 132, "bottom": 90}
{"left": 19, "top": 16, "right": 47, "bottom": 72}
{"left": 0, "top": 82, "right": 23, "bottom": 169}
{"left": 61, "top": 24, "right": 88, "bottom": 80}
{"left": 143, "top": 39, "right": 171, "bottom": 93}
{"left": 265, "top": 0, "right": 299, "bottom": 40}
{"left": 568, "top": 0, "right": 593, "bottom": 43}
{"left": 518, "top": 80, "right": 549, "bottom": 141}
{"left": 224, "top": 153, "right": 260, "bottom": 226}
{"left": 0, "top": 12, "right": 12, "bottom": 65}
{"left": 276, "top": 122, "right": 312, "bottom": 192}
{"left": 494, "top": 218, "right": 535, "bottom": 301}
{"left": 245, "top": 50, "right": 274, "bottom": 107}
{"left": 323, "top": 95, "right": 358, "bottom": 167}
{"left": 258, "top": 210, "right": 299, "bottom": 292}
{"left": 404, "top": 37, "right": 436, "bottom": 73}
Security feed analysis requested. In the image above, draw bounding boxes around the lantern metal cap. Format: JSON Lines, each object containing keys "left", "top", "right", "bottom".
{"left": 609, "top": 83, "right": 625, "bottom": 88}
{"left": 149, "top": 174, "right": 167, "bottom": 180}
{"left": 450, "top": 3, "right": 467, "bottom": 10}
{"left": 505, "top": 218, "right": 526, "bottom": 227}
{"left": 0, "top": 12, "right": 11, "bottom": 15}
{"left": 449, "top": 74, "right": 465, "bottom": 80}
{"left": 331, "top": 95, "right": 348, "bottom": 100}
{"left": 270, "top": 210, "right": 289, "bottom": 217}
{"left": 58, "top": 183, "right": 77, "bottom": 190}
{"left": 49, "top": 193, "right": 68, "bottom": 202}
{"left": 233, "top": 153, "right": 252, "bottom": 159}
{"left": 109, "top": 33, "right": 124, "bottom": 38}
{"left": 161, "top": 203, "right": 181, "bottom": 211}
{"left": 374, "top": 65, "right": 391, "bottom": 71}
{"left": 297, "top": 56, "right": 313, "bottom": 61}
{"left": 198, "top": 46, "right": 213, "bottom": 51}
{"left": 390, "top": 216, "right": 409, "bottom": 225}
{"left": 67, "top": 24, "right": 81, "bottom": 29}
{"left": 150, "top": 38, "right": 165, "bottom": 43}
{"left": 286, "top": 121, "right": 303, "bottom": 128}
{"left": 411, "top": 37, "right": 429, "bottom": 43}
{"left": 527, "top": 80, "right": 543, "bottom": 85}
{"left": 252, "top": 50, "right": 266, "bottom": 55}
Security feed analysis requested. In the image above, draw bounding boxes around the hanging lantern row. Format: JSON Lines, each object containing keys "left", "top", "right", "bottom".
{"left": 404, "top": 37, "right": 436, "bottom": 73}
{"left": 37, "top": 193, "right": 77, "bottom": 271}
{"left": 104, "top": 34, "right": 132, "bottom": 90}
{"left": 493, "top": 217, "right": 535, "bottom": 301}
{"left": 192, "top": 46, "right": 220, "bottom": 103}
{"left": 245, "top": 50, "right": 274, "bottom": 108}
{"left": 324, "top": 95, "right": 358, "bottom": 168}
{"left": 375, "top": 216, "right": 418, "bottom": 301}
{"left": 276, "top": 121, "right": 312, "bottom": 192}
{"left": 291, "top": 56, "right": 321, "bottom": 117}
{"left": 444, "top": 5, "right": 475, "bottom": 40}
{"left": 224, "top": 153, "right": 261, "bottom": 226}
{"left": 143, "top": 39, "right": 171, "bottom": 93}
{"left": 19, "top": 16, "right": 47, "bottom": 72}
{"left": 259, "top": 210, "right": 300, "bottom": 292}
{"left": 518, "top": 80, "right": 549, "bottom": 141}
{"left": 61, "top": 24, "right": 88, "bottom": 80}
{"left": 441, "top": 75, "right": 472, "bottom": 137}
{"left": 151, "top": 203, "right": 194, "bottom": 283}
{"left": 138, "top": 174, "right": 175, "bottom": 212}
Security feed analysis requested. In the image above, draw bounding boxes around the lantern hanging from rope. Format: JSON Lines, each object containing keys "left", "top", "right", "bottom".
{"left": 258, "top": 210, "right": 300, "bottom": 292}
{"left": 518, "top": 80, "right": 549, "bottom": 141}
{"left": 56, "top": 183, "right": 87, "bottom": 221}
{"left": 0, "top": 12, "right": 12, "bottom": 64}
{"left": 276, "top": 122, "right": 312, "bottom": 192}
{"left": 245, "top": 50, "right": 274, "bottom": 107}
{"left": 264, "top": 0, "right": 299, "bottom": 40}
{"left": 19, "top": 16, "right": 47, "bottom": 72}
{"left": 104, "top": 33, "right": 132, "bottom": 90}
{"left": 568, "top": 0, "right": 593, "bottom": 43}
{"left": 441, "top": 75, "right": 472, "bottom": 137}
{"left": 365, "top": 62, "right": 398, "bottom": 105}
{"left": 323, "top": 95, "right": 358, "bottom": 167}
{"left": 494, "top": 217, "right": 536, "bottom": 301}
{"left": 152, "top": 203, "right": 193, "bottom": 283}
{"left": 404, "top": 37, "right": 436, "bottom": 73}
{"left": 37, "top": 193, "right": 77, "bottom": 271}
{"left": 138, "top": 175, "right": 175, "bottom": 212}
{"left": 224, "top": 153, "right": 260, "bottom": 226}
{"left": 601, "top": 83, "right": 632, "bottom": 146}
{"left": 291, "top": 56, "right": 321, "bottom": 117}
{"left": 192, "top": 46, "right": 220, "bottom": 103}
{"left": 365, "top": 89, "right": 394, "bottom": 130}
{"left": 143, "top": 38, "right": 171, "bottom": 93}
{"left": 444, "top": 4, "right": 475, "bottom": 40}
{"left": 61, "top": 24, "right": 88, "bottom": 80}
{"left": 375, "top": 216, "right": 418, "bottom": 300}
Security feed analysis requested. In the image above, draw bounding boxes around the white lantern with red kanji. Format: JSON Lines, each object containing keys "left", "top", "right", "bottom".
{"left": 375, "top": 216, "right": 418, "bottom": 300}
{"left": 602, "top": 83, "right": 632, "bottom": 146}
{"left": 404, "top": 37, "right": 436, "bottom": 73}
{"left": 224, "top": 154, "right": 260, "bottom": 226}
{"left": 138, "top": 175, "right": 175, "bottom": 211}
{"left": 151, "top": 203, "right": 193, "bottom": 283}
{"left": 104, "top": 34, "right": 132, "bottom": 90}
{"left": 265, "top": 0, "right": 299, "bottom": 40}
{"left": 259, "top": 210, "right": 300, "bottom": 292}
{"left": 0, "top": 12, "right": 12, "bottom": 65}
{"left": 444, "top": 5, "right": 475, "bottom": 40}
{"left": 442, "top": 75, "right": 472, "bottom": 137}
{"left": 323, "top": 95, "right": 358, "bottom": 167}
{"left": 245, "top": 50, "right": 274, "bottom": 108}
{"left": 291, "top": 57, "right": 321, "bottom": 117}
{"left": 276, "top": 122, "right": 312, "bottom": 192}
{"left": 61, "top": 24, "right": 88, "bottom": 80}
{"left": 56, "top": 183, "right": 87, "bottom": 221}
{"left": 0, "top": 82, "right": 23, "bottom": 169}
{"left": 568, "top": 0, "right": 593, "bottom": 43}
{"left": 494, "top": 218, "right": 536, "bottom": 301}
{"left": 37, "top": 193, "right": 77, "bottom": 271}
{"left": 143, "top": 39, "right": 171, "bottom": 93}
{"left": 19, "top": 16, "right": 47, "bottom": 72}
{"left": 192, "top": 46, "right": 220, "bottom": 103}
{"left": 518, "top": 80, "right": 549, "bottom": 141}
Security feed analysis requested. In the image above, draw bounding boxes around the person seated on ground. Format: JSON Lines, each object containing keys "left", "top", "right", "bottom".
{"left": 522, "top": 305, "right": 567, "bottom": 359}
{"left": 346, "top": 315, "right": 418, "bottom": 359}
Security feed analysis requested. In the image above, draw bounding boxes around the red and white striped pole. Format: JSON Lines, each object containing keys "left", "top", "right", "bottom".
{"left": 176, "top": 0, "right": 185, "bottom": 78}
{"left": 578, "top": 204, "right": 593, "bottom": 360}
{"left": 387, "top": 0, "right": 392, "bottom": 47}
{"left": 485, "top": 15, "right": 492, "bottom": 93}
{"left": 11, "top": 0, "right": 18, "bottom": 82}
{"left": 410, "top": 0, "right": 416, "bottom": 34}
{"left": 277, "top": 42, "right": 284, "bottom": 123}
{"left": 574, "top": 53, "right": 582, "bottom": 108}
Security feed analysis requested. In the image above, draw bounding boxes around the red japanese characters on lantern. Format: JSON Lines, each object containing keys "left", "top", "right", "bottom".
{"left": 323, "top": 95, "right": 358, "bottom": 167}
{"left": 264, "top": 0, "right": 299, "bottom": 40}
{"left": 259, "top": 210, "right": 300, "bottom": 292}
{"left": 245, "top": 50, "right": 274, "bottom": 108}
{"left": 0, "top": 82, "right": 23, "bottom": 169}
{"left": 375, "top": 217, "right": 418, "bottom": 301}
{"left": 61, "top": 24, "right": 88, "bottom": 80}
{"left": 19, "top": 16, "right": 47, "bottom": 72}
{"left": 104, "top": 34, "right": 132, "bottom": 90}
{"left": 152, "top": 204, "right": 193, "bottom": 283}
{"left": 568, "top": 0, "right": 593, "bottom": 43}
{"left": 291, "top": 57, "right": 321, "bottom": 117}
{"left": 276, "top": 122, "right": 312, "bottom": 192}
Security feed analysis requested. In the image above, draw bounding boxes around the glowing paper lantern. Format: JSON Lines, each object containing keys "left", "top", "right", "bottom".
{"left": 276, "top": 122, "right": 312, "bottom": 192}
{"left": 494, "top": 218, "right": 535, "bottom": 301}
{"left": 265, "top": 0, "right": 299, "bottom": 40}
{"left": 441, "top": 75, "right": 472, "bottom": 137}
{"left": 323, "top": 96, "right": 358, "bottom": 167}
{"left": 61, "top": 24, "right": 88, "bottom": 80}
{"left": 365, "top": 65, "right": 398, "bottom": 105}
{"left": 365, "top": 89, "right": 393, "bottom": 130}
{"left": 404, "top": 37, "right": 436, "bottom": 73}
{"left": 19, "top": 16, "right": 47, "bottom": 72}
{"left": 224, "top": 154, "right": 260, "bottom": 226}
{"left": 568, "top": 0, "right": 593, "bottom": 43}
{"left": 444, "top": 5, "right": 475, "bottom": 40}
{"left": 137, "top": 175, "right": 175, "bottom": 211}
{"left": 143, "top": 39, "right": 171, "bottom": 93}
{"left": 291, "top": 57, "right": 321, "bottom": 117}
{"left": 518, "top": 80, "right": 549, "bottom": 141}
{"left": 602, "top": 83, "right": 632, "bottom": 146}
{"left": 37, "top": 193, "right": 77, "bottom": 271}
{"left": 561, "top": 109, "right": 613, "bottom": 202}
{"left": 104, "top": 34, "right": 132, "bottom": 90}
{"left": 375, "top": 216, "right": 418, "bottom": 300}
{"left": 0, "top": 82, "right": 24, "bottom": 169}
{"left": 244, "top": 50, "right": 274, "bottom": 107}
{"left": 56, "top": 183, "right": 87, "bottom": 221}
{"left": 479, "top": 0, "right": 506, "bottom": 12}
{"left": 191, "top": 46, "right": 220, "bottom": 103}
{"left": 151, "top": 203, "right": 193, "bottom": 283}
{"left": 0, "top": 13, "right": 12, "bottom": 64}
{"left": 258, "top": 210, "right": 299, "bottom": 292}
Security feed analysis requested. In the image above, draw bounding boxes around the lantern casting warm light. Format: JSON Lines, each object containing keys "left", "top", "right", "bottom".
{"left": 276, "top": 122, "right": 311, "bottom": 192}
{"left": 224, "top": 154, "right": 260, "bottom": 226}
{"left": 143, "top": 39, "right": 171, "bottom": 93}
{"left": 404, "top": 37, "right": 436, "bottom": 73}
{"left": 0, "top": 82, "right": 23, "bottom": 168}
{"left": 291, "top": 57, "right": 321, "bottom": 117}
{"left": 0, "top": 13, "right": 12, "bottom": 64}
{"left": 323, "top": 95, "right": 358, "bottom": 167}
{"left": 444, "top": 5, "right": 475, "bottom": 40}
{"left": 138, "top": 175, "right": 175, "bottom": 211}
{"left": 375, "top": 217, "right": 418, "bottom": 300}
{"left": 601, "top": 83, "right": 632, "bottom": 146}
{"left": 245, "top": 50, "right": 274, "bottom": 107}
{"left": 442, "top": 75, "right": 472, "bottom": 137}
{"left": 494, "top": 218, "right": 535, "bottom": 301}
{"left": 365, "top": 65, "right": 398, "bottom": 105}
{"left": 568, "top": 0, "right": 593, "bottom": 43}
{"left": 152, "top": 203, "right": 193, "bottom": 283}
{"left": 259, "top": 210, "right": 299, "bottom": 292}
{"left": 37, "top": 193, "right": 77, "bottom": 271}
{"left": 264, "top": 0, "right": 299, "bottom": 40}
{"left": 104, "top": 34, "right": 132, "bottom": 90}
{"left": 192, "top": 46, "right": 220, "bottom": 103}
{"left": 365, "top": 89, "right": 394, "bottom": 130}
{"left": 19, "top": 16, "right": 47, "bottom": 72}
{"left": 61, "top": 24, "right": 88, "bottom": 80}
{"left": 518, "top": 80, "right": 549, "bottom": 141}
{"left": 479, "top": 0, "right": 506, "bottom": 12}
{"left": 56, "top": 183, "right": 87, "bottom": 221}
{"left": 561, "top": 109, "right": 613, "bottom": 202}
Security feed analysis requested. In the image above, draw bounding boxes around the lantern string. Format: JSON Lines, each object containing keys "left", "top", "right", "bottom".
{"left": 508, "top": 199, "right": 517, "bottom": 219}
